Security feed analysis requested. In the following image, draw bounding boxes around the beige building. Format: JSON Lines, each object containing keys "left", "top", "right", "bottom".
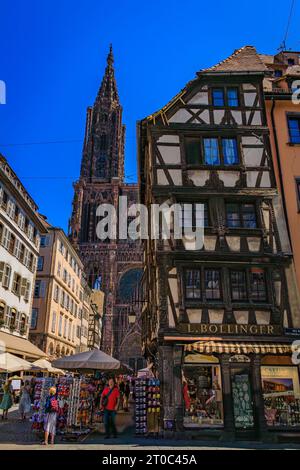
{"left": 0, "top": 154, "right": 46, "bottom": 360}
{"left": 77, "top": 282, "right": 104, "bottom": 352}
{"left": 89, "top": 289, "right": 104, "bottom": 349}
{"left": 29, "top": 224, "right": 84, "bottom": 357}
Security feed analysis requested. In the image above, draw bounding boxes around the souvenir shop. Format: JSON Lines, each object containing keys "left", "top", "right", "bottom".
{"left": 157, "top": 340, "right": 300, "bottom": 440}
{"left": 31, "top": 375, "right": 103, "bottom": 438}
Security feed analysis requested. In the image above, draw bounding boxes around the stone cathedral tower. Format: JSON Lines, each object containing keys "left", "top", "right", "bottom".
{"left": 69, "top": 46, "right": 143, "bottom": 369}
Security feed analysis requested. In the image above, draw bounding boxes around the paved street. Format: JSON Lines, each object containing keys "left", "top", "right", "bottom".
{"left": 1, "top": 406, "right": 300, "bottom": 450}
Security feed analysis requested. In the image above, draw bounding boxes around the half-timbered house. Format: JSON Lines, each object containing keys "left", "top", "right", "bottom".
{"left": 138, "top": 46, "right": 300, "bottom": 440}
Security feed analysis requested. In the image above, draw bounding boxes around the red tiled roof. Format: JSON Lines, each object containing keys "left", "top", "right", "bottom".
{"left": 200, "top": 46, "right": 268, "bottom": 73}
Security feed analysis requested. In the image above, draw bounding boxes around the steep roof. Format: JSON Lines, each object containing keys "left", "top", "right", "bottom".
{"left": 200, "top": 46, "right": 268, "bottom": 73}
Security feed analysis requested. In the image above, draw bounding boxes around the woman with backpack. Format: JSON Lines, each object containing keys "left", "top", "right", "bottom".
{"left": 42, "top": 386, "right": 58, "bottom": 445}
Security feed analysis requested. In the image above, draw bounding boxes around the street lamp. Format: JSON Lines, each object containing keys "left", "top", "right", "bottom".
{"left": 128, "top": 307, "right": 136, "bottom": 325}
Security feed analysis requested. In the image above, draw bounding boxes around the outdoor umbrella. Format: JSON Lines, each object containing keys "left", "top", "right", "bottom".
{"left": 32, "top": 358, "right": 65, "bottom": 375}
{"left": 52, "top": 348, "right": 120, "bottom": 371}
{"left": 0, "top": 352, "right": 35, "bottom": 373}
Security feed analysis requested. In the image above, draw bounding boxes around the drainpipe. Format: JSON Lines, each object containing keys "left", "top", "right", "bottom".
{"left": 270, "top": 97, "right": 292, "bottom": 246}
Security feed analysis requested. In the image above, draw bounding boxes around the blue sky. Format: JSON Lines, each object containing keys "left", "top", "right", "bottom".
{"left": 0, "top": 0, "right": 299, "bottom": 232}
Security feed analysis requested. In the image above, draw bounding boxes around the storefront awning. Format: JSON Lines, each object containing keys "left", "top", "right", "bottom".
{"left": 184, "top": 341, "right": 293, "bottom": 355}
{"left": 0, "top": 331, "right": 47, "bottom": 359}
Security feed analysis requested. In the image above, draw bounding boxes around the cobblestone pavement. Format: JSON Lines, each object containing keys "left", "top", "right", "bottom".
{"left": 1, "top": 406, "right": 300, "bottom": 450}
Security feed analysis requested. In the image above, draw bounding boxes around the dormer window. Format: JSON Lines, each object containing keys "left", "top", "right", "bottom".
{"left": 212, "top": 87, "right": 239, "bottom": 107}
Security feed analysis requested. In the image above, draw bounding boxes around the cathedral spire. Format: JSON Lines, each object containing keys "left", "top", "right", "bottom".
{"left": 96, "top": 44, "right": 119, "bottom": 104}
{"left": 79, "top": 45, "right": 125, "bottom": 182}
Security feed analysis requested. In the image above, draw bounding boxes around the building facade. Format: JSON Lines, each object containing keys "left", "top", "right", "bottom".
{"left": 0, "top": 154, "right": 46, "bottom": 359}
{"left": 29, "top": 225, "right": 85, "bottom": 357}
{"left": 261, "top": 51, "right": 300, "bottom": 299}
{"left": 78, "top": 277, "right": 103, "bottom": 352}
{"left": 138, "top": 46, "right": 300, "bottom": 440}
{"left": 69, "top": 46, "right": 143, "bottom": 367}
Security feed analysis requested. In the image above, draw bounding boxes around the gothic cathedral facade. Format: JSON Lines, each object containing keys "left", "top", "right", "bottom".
{"left": 69, "top": 46, "right": 143, "bottom": 369}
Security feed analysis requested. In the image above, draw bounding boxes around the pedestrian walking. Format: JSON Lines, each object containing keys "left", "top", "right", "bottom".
{"left": 0, "top": 379, "right": 13, "bottom": 420}
{"left": 100, "top": 378, "right": 120, "bottom": 439}
{"left": 19, "top": 380, "right": 31, "bottom": 420}
{"left": 42, "top": 386, "right": 58, "bottom": 445}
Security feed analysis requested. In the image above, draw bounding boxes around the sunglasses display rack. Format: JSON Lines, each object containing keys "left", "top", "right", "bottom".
{"left": 134, "top": 377, "right": 147, "bottom": 435}
{"left": 146, "top": 378, "right": 161, "bottom": 436}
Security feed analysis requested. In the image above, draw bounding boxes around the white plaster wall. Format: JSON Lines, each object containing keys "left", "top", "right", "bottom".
{"left": 157, "top": 135, "right": 180, "bottom": 144}
{"left": 187, "top": 91, "right": 209, "bottom": 105}
{"left": 169, "top": 109, "right": 191, "bottom": 123}
{"left": 158, "top": 145, "right": 181, "bottom": 164}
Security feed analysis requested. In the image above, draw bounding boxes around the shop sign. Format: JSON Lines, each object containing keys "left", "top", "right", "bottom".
{"left": 179, "top": 323, "right": 282, "bottom": 335}
{"left": 229, "top": 355, "right": 250, "bottom": 363}
{"left": 284, "top": 328, "right": 300, "bottom": 337}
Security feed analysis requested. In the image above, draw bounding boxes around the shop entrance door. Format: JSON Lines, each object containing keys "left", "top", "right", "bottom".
{"left": 230, "top": 365, "right": 256, "bottom": 438}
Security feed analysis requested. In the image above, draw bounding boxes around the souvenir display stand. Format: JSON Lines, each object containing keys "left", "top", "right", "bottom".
{"left": 135, "top": 377, "right": 161, "bottom": 436}
{"left": 31, "top": 376, "right": 93, "bottom": 439}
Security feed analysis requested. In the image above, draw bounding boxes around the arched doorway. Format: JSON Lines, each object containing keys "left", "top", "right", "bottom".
{"left": 116, "top": 268, "right": 143, "bottom": 303}
{"left": 118, "top": 332, "right": 145, "bottom": 372}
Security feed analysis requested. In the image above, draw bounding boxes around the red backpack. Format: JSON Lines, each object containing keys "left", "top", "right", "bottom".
{"left": 50, "top": 396, "right": 59, "bottom": 412}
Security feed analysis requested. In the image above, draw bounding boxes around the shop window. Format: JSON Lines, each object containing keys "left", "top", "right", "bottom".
{"left": 231, "top": 366, "right": 255, "bottom": 429}
{"left": 261, "top": 366, "right": 300, "bottom": 426}
{"left": 230, "top": 270, "right": 247, "bottom": 301}
{"left": 185, "top": 269, "right": 201, "bottom": 299}
{"left": 288, "top": 117, "right": 300, "bottom": 144}
{"left": 250, "top": 268, "right": 267, "bottom": 302}
{"left": 183, "top": 364, "right": 224, "bottom": 428}
{"left": 205, "top": 269, "right": 221, "bottom": 300}
{"left": 226, "top": 203, "right": 257, "bottom": 228}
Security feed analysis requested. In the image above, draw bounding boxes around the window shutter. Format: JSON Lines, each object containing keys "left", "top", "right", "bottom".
{"left": 0, "top": 262, "right": 4, "bottom": 283}
{"left": 5, "top": 307, "right": 10, "bottom": 326}
{"left": 13, "top": 239, "right": 21, "bottom": 259}
{"left": 31, "top": 256, "right": 37, "bottom": 272}
{"left": 20, "top": 278, "right": 27, "bottom": 297}
{"left": 3, "top": 264, "right": 11, "bottom": 288}
{"left": 24, "top": 281, "right": 31, "bottom": 301}
{"left": 2, "top": 228, "right": 10, "bottom": 249}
